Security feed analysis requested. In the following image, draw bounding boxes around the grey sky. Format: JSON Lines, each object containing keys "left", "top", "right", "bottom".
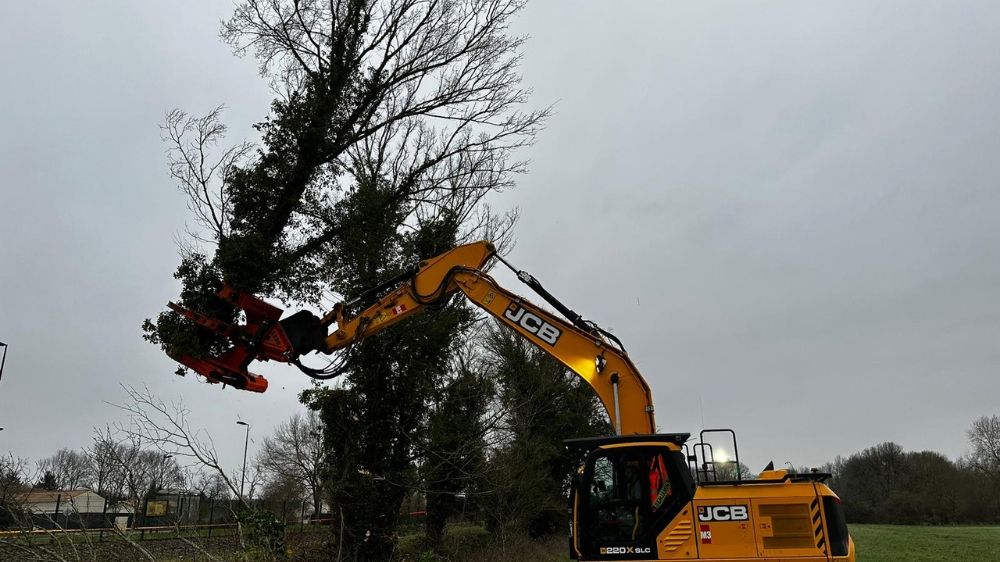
{"left": 2, "top": 1, "right": 998, "bottom": 475}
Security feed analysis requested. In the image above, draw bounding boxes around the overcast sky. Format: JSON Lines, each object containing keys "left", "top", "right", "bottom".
{"left": 2, "top": 1, "right": 999, "bottom": 476}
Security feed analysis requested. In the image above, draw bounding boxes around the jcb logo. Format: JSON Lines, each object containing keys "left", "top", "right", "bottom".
{"left": 504, "top": 303, "right": 562, "bottom": 345}
{"left": 698, "top": 505, "right": 749, "bottom": 522}
{"left": 599, "top": 546, "right": 651, "bottom": 555}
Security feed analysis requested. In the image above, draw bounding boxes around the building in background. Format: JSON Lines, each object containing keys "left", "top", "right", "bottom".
{"left": 20, "top": 489, "right": 106, "bottom": 516}
{"left": 148, "top": 488, "right": 201, "bottom": 524}
{"left": 19, "top": 489, "right": 108, "bottom": 529}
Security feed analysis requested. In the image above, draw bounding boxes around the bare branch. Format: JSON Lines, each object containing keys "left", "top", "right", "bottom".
{"left": 109, "top": 385, "right": 247, "bottom": 509}
{"left": 161, "top": 107, "right": 253, "bottom": 246}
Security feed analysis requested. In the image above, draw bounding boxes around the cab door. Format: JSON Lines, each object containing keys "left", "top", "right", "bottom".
{"left": 572, "top": 445, "right": 694, "bottom": 560}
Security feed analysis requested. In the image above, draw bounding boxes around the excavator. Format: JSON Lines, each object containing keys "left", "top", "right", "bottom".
{"left": 166, "top": 241, "right": 855, "bottom": 561}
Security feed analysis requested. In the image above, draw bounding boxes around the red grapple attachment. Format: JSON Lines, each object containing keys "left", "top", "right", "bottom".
{"left": 172, "top": 352, "right": 270, "bottom": 393}
{"left": 167, "top": 285, "right": 296, "bottom": 393}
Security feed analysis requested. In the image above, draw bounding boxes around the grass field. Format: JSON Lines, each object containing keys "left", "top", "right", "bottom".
{"left": 8, "top": 522, "right": 1000, "bottom": 560}
{"left": 445, "top": 524, "right": 1000, "bottom": 562}
{"left": 409, "top": 524, "right": 1000, "bottom": 562}
{"left": 852, "top": 524, "right": 1000, "bottom": 561}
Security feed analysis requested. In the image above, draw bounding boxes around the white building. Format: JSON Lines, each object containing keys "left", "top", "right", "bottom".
{"left": 20, "top": 489, "right": 107, "bottom": 515}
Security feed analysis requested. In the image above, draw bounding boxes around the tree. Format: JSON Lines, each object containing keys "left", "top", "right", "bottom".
{"left": 143, "top": 0, "right": 544, "bottom": 361}
{"left": 258, "top": 470, "right": 307, "bottom": 520}
{"left": 833, "top": 442, "right": 906, "bottom": 522}
{"left": 887, "top": 450, "right": 960, "bottom": 524}
{"left": 112, "top": 438, "right": 160, "bottom": 512}
{"left": 142, "top": 2, "right": 545, "bottom": 558}
{"left": 258, "top": 411, "right": 325, "bottom": 517}
{"left": 111, "top": 383, "right": 281, "bottom": 551}
{"left": 825, "top": 441, "right": 1000, "bottom": 524}
{"left": 968, "top": 415, "right": 1000, "bottom": 481}
{"left": 0, "top": 454, "right": 30, "bottom": 528}
{"left": 191, "top": 471, "right": 232, "bottom": 501}
{"left": 711, "top": 461, "right": 754, "bottom": 482}
{"left": 967, "top": 415, "right": 1000, "bottom": 517}
{"left": 303, "top": 206, "right": 475, "bottom": 559}
{"left": 85, "top": 426, "right": 135, "bottom": 502}
{"left": 421, "top": 343, "right": 494, "bottom": 548}
{"left": 37, "top": 471, "right": 58, "bottom": 491}
{"left": 37, "top": 448, "right": 92, "bottom": 491}
{"left": 112, "top": 385, "right": 243, "bottom": 503}
{"left": 481, "top": 322, "right": 611, "bottom": 539}
{"left": 953, "top": 457, "right": 996, "bottom": 523}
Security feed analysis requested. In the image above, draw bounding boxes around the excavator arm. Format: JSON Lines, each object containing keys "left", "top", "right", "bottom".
{"left": 168, "top": 241, "right": 656, "bottom": 435}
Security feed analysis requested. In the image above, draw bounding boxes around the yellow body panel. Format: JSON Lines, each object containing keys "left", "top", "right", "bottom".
{"left": 655, "top": 507, "right": 698, "bottom": 559}
{"left": 670, "top": 482, "right": 854, "bottom": 562}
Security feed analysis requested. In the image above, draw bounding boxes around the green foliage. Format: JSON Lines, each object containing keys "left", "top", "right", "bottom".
{"left": 319, "top": 179, "right": 409, "bottom": 292}
{"left": 422, "top": 361, "right": 493, "bottom": 547}
{"left": 831, "top": 442, "right": 998, "bottom": 524}
{"left": 306, "top": 312, "right": 470, "bottom": 557}
{"left": 142, "top": 252, "right": 233, "bottom": 360}
{"left": 0, "top": 499, "right": 24, "bottom": 529}
{"left": 416, "top": 550, "right": 449, "bottom": 562}
{"left": 37, "top": 471, "right": 58, "bottom": 491}
{"left": 145, "top": 73, "right": 368, "bottom": 363}
{"left": 481, "top": 323, "right": 611, "bottom": 537}
{"left": 237, "top": 506, "right": 286, "bottom": 557}
{"left": 300, "top": 182, "right": 470, "bottom": 559}
{"left": 397, "top": 524, "right": 568, "bottom": 562}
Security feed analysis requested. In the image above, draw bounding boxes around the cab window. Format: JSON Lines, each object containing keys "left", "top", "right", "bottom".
{"left": 581, "top": 448, "right": 680, "bottom": 546}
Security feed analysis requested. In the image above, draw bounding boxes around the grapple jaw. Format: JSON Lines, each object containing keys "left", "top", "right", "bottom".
{"left": 172, "top": 352, "right": 270, "bottom": 393}
{"left": 167, "top": 285, "right": 297, "bottom": 393}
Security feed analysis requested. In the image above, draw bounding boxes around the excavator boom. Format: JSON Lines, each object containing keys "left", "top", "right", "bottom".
{"left": 168, "top": 241, "right": 655, "bottom": 434}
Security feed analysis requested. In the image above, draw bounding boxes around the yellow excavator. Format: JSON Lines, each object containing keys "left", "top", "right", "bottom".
{"left": 167, "top": 241, "right": 855, "bottom": 561}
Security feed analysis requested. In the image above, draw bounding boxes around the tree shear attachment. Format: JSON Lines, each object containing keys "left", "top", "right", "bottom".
{"left": 167, "top": 285, "right": 297, "bottom": 393}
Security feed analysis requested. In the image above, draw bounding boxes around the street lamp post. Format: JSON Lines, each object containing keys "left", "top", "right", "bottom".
{"left": 1, "top": 341, "right": 7, "bottom": 435}
{"left": 149, "top": 454, "right": 173, "bottom": 525}
{"left": 309, "top": 430, "right": 323, "bottom": 516}
{"left": 159, "top": 454, "right": 174, "bottom": 490}
{"left": 0, "top": 341, "right": 8, "bottom": 385}
{"left": 237, "top": 421, "right": 250, "bottom": 503}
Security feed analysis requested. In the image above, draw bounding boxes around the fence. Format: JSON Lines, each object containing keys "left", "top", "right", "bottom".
{"left": 0, "top": 519, "right": 335, "bottom": 542}
{"left": 1, "top": 494, "right": 334, "bottom": 541}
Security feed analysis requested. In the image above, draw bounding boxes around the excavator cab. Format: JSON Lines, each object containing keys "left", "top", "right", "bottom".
{"left": 567, "top": 434, "right": 855, "bottom": 561}
{"left": 567, "top": 435, "right": 695, "bottom": 560}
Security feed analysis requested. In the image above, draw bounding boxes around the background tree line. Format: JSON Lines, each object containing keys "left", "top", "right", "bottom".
{"left": 0, "top": 424, "right": 232, "bottom": 529}
{"left": 799, "top": 414, "right": 1000, "bottom": 525}
{"left": 780, "top": 415, "right": 1000, "bottom": 525}
{"left": 7, "top": 403, "right": 1000, "bottom": 532}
